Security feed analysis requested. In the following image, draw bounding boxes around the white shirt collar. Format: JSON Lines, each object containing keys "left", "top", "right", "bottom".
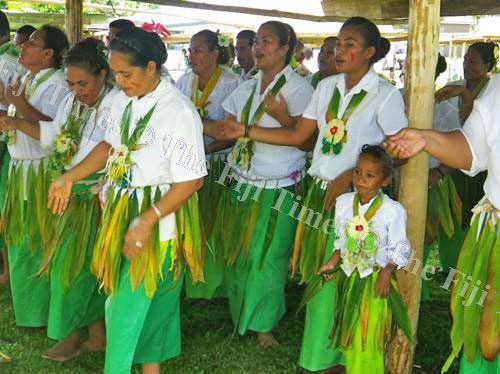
{"left": 337, "top": 67, "right": 379, "bottom": 97}
{"left": 357, "top": 190, "right": 383, "bottom": 208}
{"left": 255, "top": 64, "right": 294, "bottom": 88}
{"left": 132, "top": 77, "right": 169, "bottom": 104}
{"left": 33, "top": 66, "right": 56, "bottom": 80}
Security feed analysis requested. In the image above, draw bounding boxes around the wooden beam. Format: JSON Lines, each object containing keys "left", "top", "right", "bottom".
{"left": 65, "top": 0, "right": 83, "bottom": 45}
{"left": 322, "top": 0, "right": 500, "bottom": 20}
{"left": 387, "top": 0, "right": 441, "bottom": 373}
{"left": 135, "top": 0, "right": 395, "bottom": 23}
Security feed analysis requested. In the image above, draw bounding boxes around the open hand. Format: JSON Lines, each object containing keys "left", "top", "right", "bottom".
{"left": 317, "top": 252, "right": 341, "bottom": 281}
{"left": 122, "top": 217, "right": 154, "bottom": 261}
{"left": 384, "top": 128, "right": 426, "bottom": 159}
{"left": 264, "top": 92, "right": 288, "bottom": 120}
{"left": 3, "top": 81, "right": 25, "bottom": 107}
{"left": 0, "top": 116, "right": 18, "bottom": 131}
{"left": 217, "top": 118, "right": 245, "bottom": 140}
{"left": 435, "top": 85, "right": 466, "bottom": 103}
{"left": 48, "top": 176, "right": 74, "bottom": 215}
{"left": 375, "top": 265, "right": 395, "bottom": 298}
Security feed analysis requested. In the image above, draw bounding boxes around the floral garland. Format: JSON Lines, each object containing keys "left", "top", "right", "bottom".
{"left": 341, "top": 191, "right": 383, "bottom": 276}
{"left": 231, "top": 74, "right": 287, "bottom": 172}
{"left": 47, "top": 97, "right": 97, "bottom": 179}
{"left": 321, "top": 86, "right": 367, "bottom": 156}
{"left": 105, "top": 100, "right": 157, "bottom": 187}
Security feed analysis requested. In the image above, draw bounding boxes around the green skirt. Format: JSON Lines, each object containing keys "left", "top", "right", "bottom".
{"left": 333, "top": 271, "right": 412, "bottom": 374}
{"left": 8, "top": 231, "right": 50, "bottom": 327}
{"left": 3, "top": 159, "right": 51, "bottom": 327}
{"left": 186, "top": 155, "right": 227, "bottom": 299}
{"left": 104, "top": 241, "right": 183, "bottom": 374}
{"left": 216, "top": 181, "right": 298, "bottom": 334}
{"left": 442, "top": 199, "right": 499, "bottom": 372}
{"left": 459, "top": 351, "right": 499, "bottom": 374}
{"left": 0, "top": 150, "right": 10, "bottom": 249}
{"left": 297, "top": 179, "right": 343, "bottom": 371}
{"left": 45, "top": 182, "right": 106, "bottom": 340}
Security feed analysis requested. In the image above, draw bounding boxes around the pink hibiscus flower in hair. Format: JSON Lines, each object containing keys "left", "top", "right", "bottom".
{"left": 141, "top": 21, "right": 171, "bottom": 39}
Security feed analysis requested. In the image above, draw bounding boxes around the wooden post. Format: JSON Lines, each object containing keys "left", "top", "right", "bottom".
{"left": 386, "top": 0, "right": 440, "bottom": 373}
{"left": 65, "top": 0, "right": 83, "bottom": 45}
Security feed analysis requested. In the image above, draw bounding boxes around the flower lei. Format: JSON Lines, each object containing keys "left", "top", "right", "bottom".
{"left": 190, "top": 66, "right": 222, "bottom": 120}
{"left": 321, "top": 86, "right": 367, "bottom": 156}
{"left": 231, "top": 74, "right": 287, "bottom": 172}
{"left": 341, "top": 191, "right": 383, "bottom": 276}
{"left": 105, "top": 100, "right": 157, "bottom": 187}
{"left": 48, "top": 94, "right": 104, "bottom": 179}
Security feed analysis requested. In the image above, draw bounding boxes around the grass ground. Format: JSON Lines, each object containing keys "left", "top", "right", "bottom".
{"left": 0, "top": 250, "right": 459, "bottom": 374}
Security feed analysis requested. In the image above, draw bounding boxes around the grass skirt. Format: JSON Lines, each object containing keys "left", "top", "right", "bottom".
{"left": 0, "top": 159, "right": 53, "bottom": 248}
{"left": 332, "top": 271, "right": 412, "bottom": 374}
{"left": 2, "top": 159, "right": 51, "bottom": 327}
{"left": 91, "top": 186, "right": 203, "bottom": 299}
{"left": 186, "top": 156, "right": 225, "bottom": 299}
{"left": 41, "top": 177, "right": 106, "bottom": 340}
{"left": 213, "top": 181, "right": 298, "bottom": 334}
{"left": 442, "top": 198, "right": 499, "bottom": 372}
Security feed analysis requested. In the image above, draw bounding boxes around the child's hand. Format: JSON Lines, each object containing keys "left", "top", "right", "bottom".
{"left": 375, "top": 263, "right": 397, "bottom": 298}
{"left": 317, "top": 251, "right": 341, "bottom": 281}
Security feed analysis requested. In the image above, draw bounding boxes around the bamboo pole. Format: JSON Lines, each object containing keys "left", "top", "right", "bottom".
{"left": 386, "top": 0, "right": 440, "bottom": 373}
{"left": 65, "top": 0, "right": 83, "bottom": 45}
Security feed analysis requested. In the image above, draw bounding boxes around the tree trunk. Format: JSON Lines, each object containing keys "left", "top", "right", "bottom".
{"left": 387, "top": 1, "right": 441, "bottom": 373}
{"left": 65, "top": 0, "right": 83, "bottom": 45}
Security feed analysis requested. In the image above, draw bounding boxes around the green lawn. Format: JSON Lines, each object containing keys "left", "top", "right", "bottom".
{"left": 0, "top": 258, "right": 460, "bottom": 373}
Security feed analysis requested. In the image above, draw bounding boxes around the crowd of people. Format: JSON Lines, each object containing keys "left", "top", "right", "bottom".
{"left": 0, "top": 9, "right": 498, "bottom": 374}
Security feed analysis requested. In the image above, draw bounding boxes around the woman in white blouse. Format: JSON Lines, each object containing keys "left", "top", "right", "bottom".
{"left": 209, "top": 20, "right": 314, "bottom": 348}
{"left": 385, "top": 75, "right": 500, "bottom": 374}
{"left": 0, "top": 25, "right": 68, "bottom": 329}
{"left": 46, "top": 28, "right": 206, "bottom": 374}
{"left": 217, "top": 16, "right": 407, "bottom": 372}
{"left": 176, "top": 29, "right": 239, "bottom": 300}
{"left": 2, "top": 38, "right": 117, "bottom": 362}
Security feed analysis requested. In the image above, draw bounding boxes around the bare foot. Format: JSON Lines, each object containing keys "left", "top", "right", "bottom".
{"left": 321, "top": 365, "right": 346, "bottom": 374}
{"left": 142, "top": 363, "right": 160, "bottom": 374}
{"left": 80, "top": 339, "right": 105, "bottom": 353}
{"left": 257, "top": 332, "right": 279, "bottom": 348}
{"left": 42, "top": 333, "right": 81, "bottom": 362}
{"left": 82, "top": 320, "right": 106, "bottom": 353}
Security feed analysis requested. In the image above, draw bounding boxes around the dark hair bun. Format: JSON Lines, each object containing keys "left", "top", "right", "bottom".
{"left": 64, "top": 37, "right": 109, "bottom": 76}
{"left": 109, "top": 28, "right": 167, "bottom": 70}
{"left": 377, "top": 37, "right": 391, "bottom": 61}
{"left": 39, "top": 24, "right": 69, "bottom": 68}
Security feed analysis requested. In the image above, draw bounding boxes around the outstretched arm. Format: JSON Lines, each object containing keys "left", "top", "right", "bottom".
{"left": 217, "top": 115, "right": 318, "bottom": 147}
{"left": 384, "top": 128, "right": 472, "bottom": 171}
{"left": 48, "top": 141, "right": 112, "bottom": 214}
